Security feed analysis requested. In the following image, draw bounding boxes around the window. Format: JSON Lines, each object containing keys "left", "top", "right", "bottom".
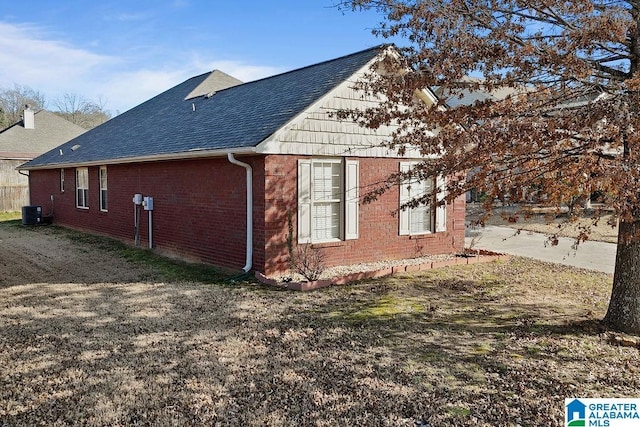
{"left": 399, "top": 162, "right": 446, "bottom": 235}
{"left": 76, "top": 167, "right": 89, "bottom": 209}
{"left": 99, "top": 166, "right": 108, "bottom": 212}
{"left": 298, "top": 158, "right": 359, "bottom": 243}
{"left": 60, "top": 169, "right": 65, "bottom": 193}
{"left": 312, "top": 160, "right": 342, "bottom": 240}
{"left": 409, "top": 177, "right": 435, "bottom": 234}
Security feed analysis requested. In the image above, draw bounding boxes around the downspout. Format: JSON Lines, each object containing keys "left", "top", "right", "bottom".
{"left": 227, "top": 153, "right": 253, "bottom": 272}
{"left": 18, "top": 170, "right": 31, "bottom": 207}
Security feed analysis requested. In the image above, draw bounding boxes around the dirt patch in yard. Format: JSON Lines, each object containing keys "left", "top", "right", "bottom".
{"left": 0, "top": 221, "right": 637, "bottom": 426}
{"left": 0, "top": 224, "right": 156, "bottom": 287}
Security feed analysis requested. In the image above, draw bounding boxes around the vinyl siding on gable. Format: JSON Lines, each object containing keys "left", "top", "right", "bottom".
{"left": 257, "top": 65, "right": 439, "bottom": 159}
{"left": 258, "top": 73, "right": 414, "bottom": 158}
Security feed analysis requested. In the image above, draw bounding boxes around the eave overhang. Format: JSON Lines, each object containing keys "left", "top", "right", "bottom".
{"left": 19, "top": 146, "right": 257, "bottom": 171}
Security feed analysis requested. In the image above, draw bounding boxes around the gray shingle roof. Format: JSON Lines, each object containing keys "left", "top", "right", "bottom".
{"left": 22, "top": 45, "right": 385, "bottom": 169}
{"left": 0, "top": 111, "right": 86, "bottom": 160}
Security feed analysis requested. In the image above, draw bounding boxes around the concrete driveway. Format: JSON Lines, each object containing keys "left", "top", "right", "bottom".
{"left": 465, "top": 225, "right": 617, "bottom": 274}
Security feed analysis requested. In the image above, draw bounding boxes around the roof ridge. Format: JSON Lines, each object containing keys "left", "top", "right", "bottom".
{"left": 231, "top": 44, "right": 389, "bottom": 89}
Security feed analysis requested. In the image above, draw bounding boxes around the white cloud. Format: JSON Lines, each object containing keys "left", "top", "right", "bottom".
{"left": 0, "top": 22, "right": 118, "bottom": 103}
{"left": 98, "top": 60, "right": 284, "bottom": 114}
{"left": 0, "top": 21, "right": 286, "bottom": 115}
{"left": 172, "top": 0, "right": 190, "bottom": 8}
{"left": 97, "top": 69, "right": 189, "bottom": 114}
{"left": 109, "top": 13, "right": 149, "bottom": 22}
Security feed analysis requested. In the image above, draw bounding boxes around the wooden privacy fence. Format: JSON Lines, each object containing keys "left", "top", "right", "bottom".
{"left": 0, "top": 160, "right": 29, "bottom": 212}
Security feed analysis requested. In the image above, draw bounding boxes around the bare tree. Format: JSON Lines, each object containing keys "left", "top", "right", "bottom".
{"left": 340, "top": 0, "right": 640, "bottom": 333}
{"left": 0, "top": 84, "right": 46, "bottom": 129}
{"left": 53, "top": 93, "right": 111, "bottom": 129}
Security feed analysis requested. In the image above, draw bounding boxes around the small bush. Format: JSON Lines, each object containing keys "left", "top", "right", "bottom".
{"left": 291, "top": 244, "right": 326, "bottom": 281}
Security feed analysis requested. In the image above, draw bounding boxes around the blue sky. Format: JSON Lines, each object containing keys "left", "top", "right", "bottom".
{"left": 0, "top": 1, "right": 386, "bottom": 114}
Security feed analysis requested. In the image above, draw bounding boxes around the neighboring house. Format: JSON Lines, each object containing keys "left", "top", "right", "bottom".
{"left": 0, "top": 107, "right": 86, "bottom": 211}
{"left": 20, "top": 46, "right": 466, "bottom": 276}
{"left": 440, "top": 80, "right": 606, "bottom": 206}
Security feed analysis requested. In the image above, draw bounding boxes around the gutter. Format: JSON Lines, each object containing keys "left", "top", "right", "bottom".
{"left": 227, "top": 153, "right": 253, "bottom": 272}
{"left": 18, "top": 146, "right": 257, "bottom": 171}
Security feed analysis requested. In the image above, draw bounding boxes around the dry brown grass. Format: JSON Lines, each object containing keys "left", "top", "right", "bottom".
{"left": 1, "top": 221, "right": 637, "bottom": 426}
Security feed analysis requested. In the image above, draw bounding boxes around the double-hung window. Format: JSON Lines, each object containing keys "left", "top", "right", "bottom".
{"left": 298, "top": 158, "right": 359, "bottom": 243}
{"left": 76, "top": 167, "right": 89, "bottom": 209}
{"left": 399, "top": 161, "right": 446, "bottom": 235}
{"left": 99, "top": 166, "right": 108, "bottom": 212}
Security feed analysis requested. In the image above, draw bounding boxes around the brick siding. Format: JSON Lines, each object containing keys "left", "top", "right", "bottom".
{"left": 29, "top": 157, "right": 264, "bottom": 271}
{"left": 262, "top": 155, "right": 465, "bottom": 276}
{"left": 28, "top": 154, "right": 465, "bottom": 275}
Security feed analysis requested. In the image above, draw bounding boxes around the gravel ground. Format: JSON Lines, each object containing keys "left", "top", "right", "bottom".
{"left": 279, "top": 253, "right": 457, "bottom": 282}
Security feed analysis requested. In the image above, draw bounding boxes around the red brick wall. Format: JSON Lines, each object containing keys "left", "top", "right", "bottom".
{"left": 29, "top": 157, "right": 266, "bottom": 272}
{"left": 28, "top": 154, "right": 465, "bottom": 275}
{"left": 262, "top": 155, "right": 466, "bottom": 276}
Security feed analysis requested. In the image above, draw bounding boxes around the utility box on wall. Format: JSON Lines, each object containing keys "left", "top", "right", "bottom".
{"left": 143, "top": 196, "right": 154, "bottom": 211}
{"left": 21, "top": 205, "right": 42, "bottom": 225}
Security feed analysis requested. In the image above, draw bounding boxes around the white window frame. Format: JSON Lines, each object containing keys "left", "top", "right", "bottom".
{"left": 60, "top": 169, "right": 65, "bottom": 193}
{"left": 76, "top": 167, "right": 89, "bottom": 209}
{"left": 399, "top": 161, "right": 446, "bottom": 235}
{"left": 99, "top": 166, "right": 108, "bottom": 212}
{"left": 312, "top": 159, "right": 343, "bottom": 243}
{"left": 298, "top": 158, "right": 359, "bottom": 244}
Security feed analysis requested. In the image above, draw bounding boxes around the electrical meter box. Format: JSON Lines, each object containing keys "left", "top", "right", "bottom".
{"left": 133, "top": 194, "right": 143, "bottom": 205}
{"left": 143, "top": 196, "right": 154, "bottom": 211}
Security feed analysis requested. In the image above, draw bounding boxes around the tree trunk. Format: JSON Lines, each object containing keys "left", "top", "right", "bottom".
{"left": 604, "top": 220, "right": 640, "bottom": 334}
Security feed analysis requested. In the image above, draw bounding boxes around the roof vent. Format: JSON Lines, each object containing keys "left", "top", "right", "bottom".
{"left": 205, "top": 91, "right": 216, "bottom": 98}
{"left": 71, "top": 144, "right": 81, "bottom": 151}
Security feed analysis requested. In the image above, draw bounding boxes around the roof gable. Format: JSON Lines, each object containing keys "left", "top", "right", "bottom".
{"left": 22, "top": 45, "right": 387, "bottom": 169}
{"left": 184, "top": 70, "right": 243, "bottom": 100}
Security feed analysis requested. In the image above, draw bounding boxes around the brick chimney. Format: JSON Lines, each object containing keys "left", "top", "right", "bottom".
{"left": 23, "top": 105, "right": 35, "bottom": 129}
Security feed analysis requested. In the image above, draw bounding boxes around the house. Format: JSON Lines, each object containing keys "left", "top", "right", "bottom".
{"left": 20, "top": 46, "right": 466, "bottom": 276}
{"left": 0, "top": 107, "right": 85, "bottom": 211}
{"left": 566, "top": 399, "right": 586, "bottom": 424}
